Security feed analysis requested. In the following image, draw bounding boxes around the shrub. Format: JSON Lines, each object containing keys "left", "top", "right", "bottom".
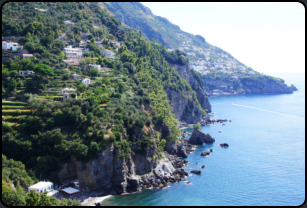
{"left": 194, "top": 123, "right": 201, "bottom": 130}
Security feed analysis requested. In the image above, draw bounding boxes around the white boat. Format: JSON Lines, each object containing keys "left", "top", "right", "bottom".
{"left": 219, "top": 130, "right": 222, "bottom": 132}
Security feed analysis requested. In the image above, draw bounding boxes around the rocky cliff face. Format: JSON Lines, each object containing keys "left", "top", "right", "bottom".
{"left": 203, "top": 77, "right": 297, "bottom": 94}
{"left": 170, "top": 63, "right": 211, "bottom": 113}
{"left": 58, "top": 131, "right": 192, "bottom": 194}
{"left": 241, "top": 77, "right": 295, "bottom": 93}
{"left": 165, "top": 87, "right": 202, "bottom": 124}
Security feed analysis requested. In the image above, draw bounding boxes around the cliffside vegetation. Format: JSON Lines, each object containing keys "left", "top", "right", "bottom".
{"left": 2, "top": 2, "right": 206, "bottom": 202}
{"left": 2, "top": 155, "right": 81, "bottom": 206}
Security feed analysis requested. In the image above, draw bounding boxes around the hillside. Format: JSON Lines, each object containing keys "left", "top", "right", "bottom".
{"left": 103, "top": 2, "right": 297, "bottom": 95}
{"left": 1, "top": 2, "right": 205, "bottom": 201}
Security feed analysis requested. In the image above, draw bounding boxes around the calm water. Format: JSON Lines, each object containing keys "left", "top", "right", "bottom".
{"left": 101, "top": 73, "right": 305, "bottom": 206}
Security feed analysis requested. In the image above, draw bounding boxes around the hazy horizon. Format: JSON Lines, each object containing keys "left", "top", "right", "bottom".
{"left": 140, "top": 2, "right": 305, "bottom": 75}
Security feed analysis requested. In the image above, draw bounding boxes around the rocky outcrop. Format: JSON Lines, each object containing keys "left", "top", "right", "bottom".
{"left": 220, "top": 143, "right": 229, "bottom": 147}
{"left": 165, "top": 131, "right": 194, "bottom": 158}
{"left": 191, "top": 170, "right": 201, "bottom": 174}
{"left": 165, "top": 87, "right": 202, "bottom": 124}
{"left": 188, "top": 129, "right": 215, "bottom": 145}
{"left": 58, "top": 131, "right": 191, "bottom": 195}
{"left": 170, "top": 63, "right": 211, "bottom": 113}
{"left": 203, "top": 76, "right": 297, "bottom": 95}
{"left": 201, "top": 151, "right": 210, "bottom": 156}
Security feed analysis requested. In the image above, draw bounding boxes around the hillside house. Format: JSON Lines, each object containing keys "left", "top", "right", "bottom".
{"left": 63, "top": 45, "right": 82, "bottom": 57}
{"left": 19, "top": 70, "right": 33, "bottom": 76}
{"left": 2, "top": 41, "right": 22, "bottom": 51}
{"left": 35, "top": 7, "right": 48, "bottom": 12}
{"left": 22, "top": 54, "right": 34, "bottom": 59}
{"left": 28, "top": 182, "right": 53, "bottom": 193}
{"left": 63, "top": 58, "right": 80, "bottom": 66}
{"left": 88, "top": 64, "right": 101, "bottom": 70}
{"left": 60, "top": 88, "right": 76, "bottom": 94}
{"left": 70, "top": 73, "right": 81, "bottom": 80}
{"left": 101, "top": 49, "right": 116, "bottom": 60}
{"left": 64, "top": 20, "right": 74, "bottom": 25}
{"left": 81, "top": 78, "right": 90, "bottom": 85}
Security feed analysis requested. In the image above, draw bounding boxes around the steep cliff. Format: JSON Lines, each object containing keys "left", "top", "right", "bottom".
{"left": 170, "top": 63, "right": 211, "bottom": 113}
{"left": 203, "top": 76, "right": 297, "bottom": 94}
{"left": 58, "top": 137, "right": 191, "bottom": 194}
{"left": 165, "top": 87, "right": 202, "bottom": 124}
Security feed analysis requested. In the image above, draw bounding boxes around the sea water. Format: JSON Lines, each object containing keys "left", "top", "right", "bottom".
{"left": 101, "top": 73, "right": 305, "bottom": 206}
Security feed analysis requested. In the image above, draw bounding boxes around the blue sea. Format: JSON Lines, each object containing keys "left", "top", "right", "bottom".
{"left": 101, "top": 73, "right": 305, "bottom": 206}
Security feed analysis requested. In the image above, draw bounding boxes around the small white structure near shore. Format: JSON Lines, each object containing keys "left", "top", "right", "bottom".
{"left": 61, "top": 187, "right": 80, "bottom": 195}
{"left": 47, "top": 190, "right": 59, "bottom": 197}
{"left": 28, "top": 181, "right": 53, "bottom": 193}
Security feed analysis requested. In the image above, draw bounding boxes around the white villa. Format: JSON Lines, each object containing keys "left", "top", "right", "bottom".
{"left": 2, "top": 41, "right": 22, "bottom": 51}
{"left": 70, "top": 73, "right": 81, "bottom": 80}
{"left": 19, "top": 70, "right": 34, "bottom": 76}
{"left": 82, "top": 78, "right": 91, "bottom": 85}
{"left": 63, "top": 45, "right": 82, "bottom": 57}
{"left": 60, "top": 88, "right": 76, "bottom": 94}
{"left": 64, "top": 20, "right": 74, "bottom": 25}
{"left": 28, "top": 182, "right": 53, "bottom": 193}
{"left": 88, "top": 64, "right": 101, "bottom": 70}
{"left": 101, "top": 49, "right": 116, "bottom": 57}
{"left": 35, "top": 7, "right": 48, "bottom": 12}
{"left": 23, "top": 54, "right": 34, "bottom": 59}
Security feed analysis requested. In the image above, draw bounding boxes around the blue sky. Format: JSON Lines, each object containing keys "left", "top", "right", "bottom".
{"left": 141, "top": 2, "right": 305, "bottom": 74}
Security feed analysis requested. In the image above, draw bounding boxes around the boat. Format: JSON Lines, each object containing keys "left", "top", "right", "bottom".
{"left": 219, "top": 130, "right": 222, "bottom": 132}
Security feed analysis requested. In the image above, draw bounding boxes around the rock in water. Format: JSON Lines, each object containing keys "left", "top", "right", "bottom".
{"left": 204, "top": 133, "right": 215, "bottom": 143}
{"left": 220, "top": 143, "right": 229, "bottom": 147}
{"left": 200, "top": 165, "right": 205, "bottom": 168}
{"left": 188, "top": 129, "right": 215, "bottom": 145}
{"left": 191, "top": 170, "right": 201, "bottom": 174}
{"left": 201, "top": 151, "right": 210, "bottom": 156}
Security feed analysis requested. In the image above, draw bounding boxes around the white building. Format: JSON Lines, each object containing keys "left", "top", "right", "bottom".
{"left": 60, "top": 88, "right": 76, "bottom": 94}
{"left": 28, "top": 182, "right": 53, "bottom": 193}
{"left": 63, "top": 46, "right": 82, "bottom": 57}
{"left": 88, "top": 64, "right": 101, "bottom": 71}
{"left": 35, "top": 7, "right": 48, "bottom": 12}
{"left": 64, "top": 20, "right": 74, "bottom": 25}
{"left": 101, "top": 49, "right": 116, "bottom": 57}
{"left": 2, "top": 41, "right": 22, "bottom": 51}
{"left": 70, "top": 73, "right": 81, "bottom": 80}
{"left": 19, "top": 70, "right": 34, "bottom": 76}
{"left": 23, "top": 54, "right": 34, "bottom": 59}
{"left": 82, "top": 78, "right": 91, "bottom": 85}
{"left": 231, "top": 76, "right": 239, "bottom": 80}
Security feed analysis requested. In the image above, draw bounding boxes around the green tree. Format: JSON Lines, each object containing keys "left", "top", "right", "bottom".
{"left": 8, "top": 78, "right": 17, "bottom": 91}
{"left": 2, "top": 190, "right": 25, "bottom": 206}
{"left": 89, "top": 67, "right": 99, "bottom": 77}
{"left": 33, "top": 64, "right": 54, "bottom": 76}
{"left": 194, "top": 123, "right": 201, "bottom": 130}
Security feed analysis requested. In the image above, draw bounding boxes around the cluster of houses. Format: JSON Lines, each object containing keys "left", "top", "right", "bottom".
{"left": 171, "top": 33, "right": 258, "bottom": 78}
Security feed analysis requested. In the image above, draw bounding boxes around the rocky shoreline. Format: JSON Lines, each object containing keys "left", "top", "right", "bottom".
{"left": 178, "top": 114, "right": 228, "bottom": 129}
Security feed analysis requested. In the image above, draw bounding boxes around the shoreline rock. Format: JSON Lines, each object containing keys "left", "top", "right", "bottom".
{"left": 220, "top": 143, "right": 229, "bottom": 147}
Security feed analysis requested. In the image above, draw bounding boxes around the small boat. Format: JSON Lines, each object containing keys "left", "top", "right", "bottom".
{"left": 219, "top": 130, "right": 222, "bottom": 132}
